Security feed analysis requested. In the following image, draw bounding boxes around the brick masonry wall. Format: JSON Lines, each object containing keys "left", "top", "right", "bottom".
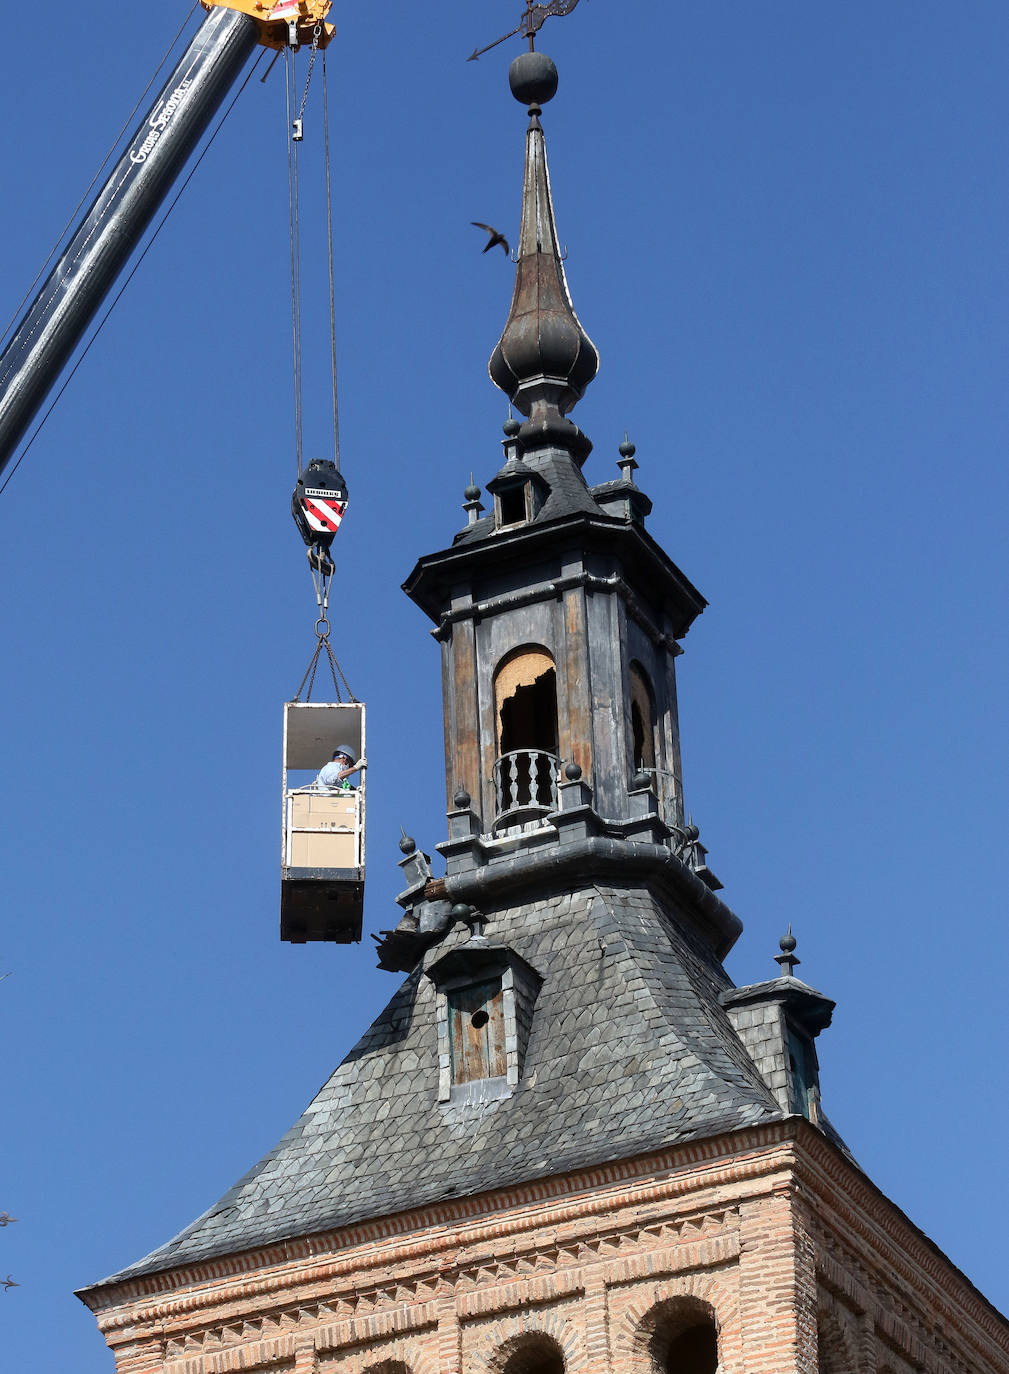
{"left": 80, "top": 1122, "right": 1009, "bottom": 1374}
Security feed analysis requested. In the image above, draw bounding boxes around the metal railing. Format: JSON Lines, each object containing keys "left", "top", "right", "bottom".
{"left": 492, "top": 749, "right": 559, "bottom": 819}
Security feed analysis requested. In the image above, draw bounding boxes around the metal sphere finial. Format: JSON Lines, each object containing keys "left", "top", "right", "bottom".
{"left": 774, "top": 924, "right": 800, "bottom": 977}
{"left": 509, "top": 51, "right": 558, "bottom": 106}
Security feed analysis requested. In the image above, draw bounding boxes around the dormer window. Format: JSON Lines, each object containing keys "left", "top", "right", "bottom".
{"left": 426, "top": 943, "right": 542, "bottom": 1103}
{"left": 448, "top": 978, "right": 507, "bottom": 1084}
{"left": 720, "top": 938, "right": 834, "bottom": 1128}
{"left": 496, "top": 481, "right": 531, "bottom": 527}
{"left": 487, "top": 459, "right": 546, "bottom": 530}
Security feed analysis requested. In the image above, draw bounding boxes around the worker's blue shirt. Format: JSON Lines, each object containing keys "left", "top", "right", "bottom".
{"left": 317, "top": 761, "right": 353, "bottom": 790}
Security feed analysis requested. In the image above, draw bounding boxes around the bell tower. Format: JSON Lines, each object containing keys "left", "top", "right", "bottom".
{"left": 404, "top": 51, "right": 716, "bottom": 904}
{"left": 79, "top": 44, "right": 1009, "bottom": 1374}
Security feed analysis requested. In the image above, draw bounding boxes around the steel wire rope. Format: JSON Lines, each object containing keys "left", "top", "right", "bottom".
{"left": 286, "top": 46, "right": 304, "bottom": 476}
{"left": 321, "top": 49, "right": 342, "bottom": 467}
{"left": 0, "top": 2, "right": 200, "bottom": 349}
{"left": 285, "top": 34, "right": 356, "bottom": 706}
{"left": 0, "top": 49, "right": 266, "bottom": 502}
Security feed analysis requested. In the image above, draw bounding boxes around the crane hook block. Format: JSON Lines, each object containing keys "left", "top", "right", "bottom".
{"left": 293, "top": 458, "right": 348, "bottom": 556}
{"left": 201, "top": 1, "right": 334, "bottom": 52}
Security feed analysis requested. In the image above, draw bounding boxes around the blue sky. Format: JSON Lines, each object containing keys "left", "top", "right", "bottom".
{"left": 1, "top": 2, "right": 1008, "bottom": 1366}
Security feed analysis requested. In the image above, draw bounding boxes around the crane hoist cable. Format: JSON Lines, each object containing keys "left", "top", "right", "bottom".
{"left": 0, "top": 2, "right": 202, "bottom": 351}
{"left": 285, "top": 21, "right": 326, "bottom": 480}
{"left": 0, "top": 46, "right": 265, "bottom": 502}
{"left": 285, "top": 43, "right": 303, "bottom": 476}
{"left": 285, "top": 29, "right": 354, "bottom": 701}
{"left": 322, "top": 48, "right": 341, "bottom": 469}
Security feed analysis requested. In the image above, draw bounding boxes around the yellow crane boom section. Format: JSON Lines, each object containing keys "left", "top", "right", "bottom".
{"left": 201, "top": 0, "right": 334, "bottom": 50}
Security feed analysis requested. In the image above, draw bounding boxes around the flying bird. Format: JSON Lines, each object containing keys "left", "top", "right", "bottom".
{"left": 471, "top": 222, "right": 509, "bottom": 255}
{"left": 0, "top": 1214, "right": 17, "bottom": 1226}
{"left": 3, "top": 1275, "right": 19, "bottom": 1291}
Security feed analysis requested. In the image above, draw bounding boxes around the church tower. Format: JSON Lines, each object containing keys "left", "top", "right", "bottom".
{"left": 79, "top": 51, "right": 1009, "bottom": 1374}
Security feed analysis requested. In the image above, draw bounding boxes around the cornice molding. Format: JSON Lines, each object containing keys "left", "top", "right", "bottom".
{"left": 790, "top": 1122, "right": 1009, "bottom": 1357}
{"left": 82, "top": 1118, "right": 1009, "bottom": 1371}
{"left": 82, "top": 1124, "right": 797, "bottom": 1327}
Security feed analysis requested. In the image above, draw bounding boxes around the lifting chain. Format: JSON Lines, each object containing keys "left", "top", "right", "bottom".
{"left": 293, "top": 560, "right": 357, "bottom": 703}
{"left": 292, "top": 23, "right": 323, "bottom": 138}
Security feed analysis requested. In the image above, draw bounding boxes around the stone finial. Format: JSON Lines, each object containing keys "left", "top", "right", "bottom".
{"left": 399, "top": 828, "right": 417, "bottom": 855}
{"left": 774, "top": 926, "right": 800, "bottom": 978}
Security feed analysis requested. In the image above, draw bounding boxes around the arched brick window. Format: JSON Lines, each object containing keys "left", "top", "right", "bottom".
{"left": 497, "top": 1332, "right": 565, "bottom": 1374}
{"left": 641, "top": 1298, "right": 719, "bottom": 1374}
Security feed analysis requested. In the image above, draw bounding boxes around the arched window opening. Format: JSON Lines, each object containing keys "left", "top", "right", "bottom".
{"left": 644, "top": 1299, "right": 719, "bottom": 1374}
{"left": 496, "top": 649, "right": 558, "bottom": 755}
{"left": 661, "top": 1324, "right": 717, "bottom": 1374}
{"left": 493, "top": 648, "right": 559, "bottom": 816}
{"left": 629, "top": 662, "right": 656, "bottom": 773}
{"left": 499, "top": 1333, "right": 565, "bottom": 1374}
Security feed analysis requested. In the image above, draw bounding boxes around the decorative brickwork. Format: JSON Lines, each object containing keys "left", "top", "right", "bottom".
{"left": 80, "top": 1122, "right": 1009, "bottom": 1374}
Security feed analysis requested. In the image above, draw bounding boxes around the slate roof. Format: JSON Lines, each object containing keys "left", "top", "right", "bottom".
{"left": 93, "top": 882, "right": 784, "bottom": 1287}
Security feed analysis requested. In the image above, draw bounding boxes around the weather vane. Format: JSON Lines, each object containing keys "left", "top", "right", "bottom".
{"left": 467, "top": 0, "right": 584, "bottom": 62}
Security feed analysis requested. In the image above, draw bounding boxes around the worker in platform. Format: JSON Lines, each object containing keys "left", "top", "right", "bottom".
{"left": 317, "top": 746, "right": 365, "bottom": 792}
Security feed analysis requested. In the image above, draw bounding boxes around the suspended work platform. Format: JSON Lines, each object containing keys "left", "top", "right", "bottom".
{"left": 281, "top": 701, "right": 366, "bottom": 943}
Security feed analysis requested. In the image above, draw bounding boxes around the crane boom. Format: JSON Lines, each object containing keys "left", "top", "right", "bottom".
{"left": 0, "top": 5, "right": 262, "bottom": 478}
